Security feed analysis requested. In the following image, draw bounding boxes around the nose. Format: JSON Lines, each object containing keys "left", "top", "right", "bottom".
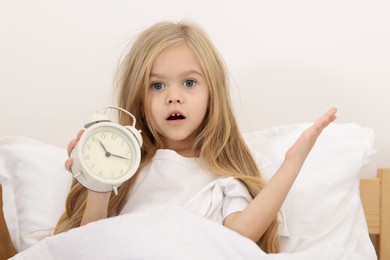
{"left": 166, "top": 87, "right": 184, "bottom": 104}
{"left": 168, "top": 98, "right": 183, "bottom": 104}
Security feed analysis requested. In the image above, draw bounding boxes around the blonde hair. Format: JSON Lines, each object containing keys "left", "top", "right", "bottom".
{"left": 55, "top": 21, "right": 279, "bottom": 253}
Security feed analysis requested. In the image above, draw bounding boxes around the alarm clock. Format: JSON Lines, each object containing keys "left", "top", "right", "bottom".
{"left": 70, "top": 106, "right": 142, "bottom": 195}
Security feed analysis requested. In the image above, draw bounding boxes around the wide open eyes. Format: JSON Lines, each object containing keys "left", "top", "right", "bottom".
{"left": 183, "top": 79, "right": 196, "bottom": 88}
{"left": 150, "top": 79, "right": 196, "bottom": 91}
{"left": 150, "top": 82, "right": 165, "bottom": 91}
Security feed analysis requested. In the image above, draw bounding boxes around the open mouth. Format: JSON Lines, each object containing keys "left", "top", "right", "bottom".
{"left": 167, "top": 113, "right": 186, "bottom": 121}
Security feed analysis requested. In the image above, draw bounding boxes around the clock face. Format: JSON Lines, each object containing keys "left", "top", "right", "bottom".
{"left": 81, "top": 125, "right": 137, "bottom": 180}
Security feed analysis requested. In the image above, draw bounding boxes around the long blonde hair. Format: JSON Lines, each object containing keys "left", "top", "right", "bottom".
{"left": 55, "top": 21, "right": 279, "bottom": 253}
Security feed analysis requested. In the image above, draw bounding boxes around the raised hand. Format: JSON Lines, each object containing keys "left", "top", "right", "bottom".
{"left": 285, "top": 107, "right": 337, "bottom": 165}
{"left": 223, "top": 108, "right": 338, "bottom": 242}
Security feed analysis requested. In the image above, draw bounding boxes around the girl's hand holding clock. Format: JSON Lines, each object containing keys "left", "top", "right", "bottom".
{"left": 64, "top": 129, "right": 112, "bottom": 226}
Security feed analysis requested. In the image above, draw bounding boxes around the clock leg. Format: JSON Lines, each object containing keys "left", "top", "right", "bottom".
{"left": 113, "top": 186, "right": 118, "bottom": 196}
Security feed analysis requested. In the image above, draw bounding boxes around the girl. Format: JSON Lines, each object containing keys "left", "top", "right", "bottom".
{"left": 55, "top": 21, "right": 337, "bottom": 253}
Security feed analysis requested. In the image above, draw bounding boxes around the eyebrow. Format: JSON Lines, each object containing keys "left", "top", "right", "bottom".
{"left": 150, "top": 70, "right": 203, "bottom": 78}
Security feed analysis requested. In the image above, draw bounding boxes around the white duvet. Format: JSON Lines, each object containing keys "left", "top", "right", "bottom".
{"left": 10, "top": 206, "right": 367, "bottom": 260}
{"left": 2, "top": 125, "right": 377, "bottom": 260}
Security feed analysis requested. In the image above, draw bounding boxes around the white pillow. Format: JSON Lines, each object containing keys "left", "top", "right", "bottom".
{"left": 0, "top": 136, "right": 72, "bottom": 251}
{"left": 243, "top": 122, "right": 376, "bottom": 258}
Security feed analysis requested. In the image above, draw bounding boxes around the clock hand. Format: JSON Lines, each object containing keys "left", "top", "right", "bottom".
{"left": 99, "top": 140, "right": 111, "bottom": 157}
{"left": 110, "top": 153, "right": 130, "bottom": 160}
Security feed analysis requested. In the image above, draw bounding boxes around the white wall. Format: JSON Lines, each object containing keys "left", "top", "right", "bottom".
{"left": 1, "top": 0, "right": 389, "bottom": 177}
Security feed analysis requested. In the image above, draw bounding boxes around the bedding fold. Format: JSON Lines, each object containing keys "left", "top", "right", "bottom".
{"left": 10, "top": 206, "right": 368, "bottom": 260}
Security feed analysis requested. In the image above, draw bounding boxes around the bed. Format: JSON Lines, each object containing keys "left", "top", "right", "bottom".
{"left": 0, "top": 122, "right": 386, "bottom": 259}
{"left": 360, "top": 168, "right": 390, "bottom": 259}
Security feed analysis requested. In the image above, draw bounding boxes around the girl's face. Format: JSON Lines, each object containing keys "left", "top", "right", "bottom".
{"left": 146, "top": 43, "right": 209, "bottom": 156}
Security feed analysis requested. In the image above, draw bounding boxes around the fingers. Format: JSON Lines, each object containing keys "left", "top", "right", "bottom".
{"left": 76, "top": 129, "right": 85, "bottom": 140}
{"left": 64, "top": 158, "right": 73, "bottom": 172}
{"left": 285, "top": 107, "right": 338, "bottom": 163}
{"left": 65, "top": 129, "right": 85, "bottom": 173}
{"left": 323, "top": 107, "right": 337, "bottom": 123}
{"left": 313, "top": 107, "right": 337, "bottom": 132}
{"left": 322, "top": 107, "right": 337, "bottom": 123}
{"left": 67, "top": 129, "right": 84, "bottom": 157}
{"left": 67, "top": 139, "right": 77, "bottom": 157}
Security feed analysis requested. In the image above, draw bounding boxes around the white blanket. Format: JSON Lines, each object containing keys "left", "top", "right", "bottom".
{"left": 11, "top": 206, "right": 366, "bottom": 260}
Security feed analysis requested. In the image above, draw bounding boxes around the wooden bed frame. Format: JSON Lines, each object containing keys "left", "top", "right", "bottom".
{"left": 1, "top": 168, "right": 389, "bottom": 260}
{"left": 360, "top": 168, "right": 390, "bottom": 260}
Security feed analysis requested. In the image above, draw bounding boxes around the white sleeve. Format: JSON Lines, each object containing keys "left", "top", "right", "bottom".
{"left": 222, "top": 154, "right": 289, "bottom": 237}
{"left": 222, "top": 178, "right": 252, "bottom": 219}
{"left": 222, "top": 152, "right": 277, "bottom": 220}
